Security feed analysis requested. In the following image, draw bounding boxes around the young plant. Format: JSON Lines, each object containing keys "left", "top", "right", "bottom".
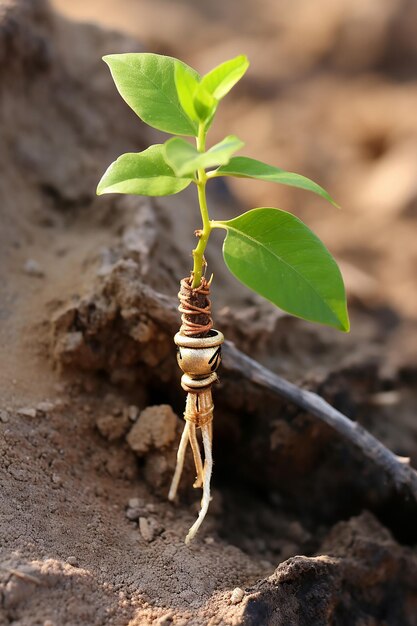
{"left": 97, "top": 53, "right": 349, "bottom": 542}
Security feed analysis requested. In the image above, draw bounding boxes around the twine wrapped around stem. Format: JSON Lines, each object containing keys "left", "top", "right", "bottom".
{"left": 169, "top": 276, "right": 223, "bottom": 543}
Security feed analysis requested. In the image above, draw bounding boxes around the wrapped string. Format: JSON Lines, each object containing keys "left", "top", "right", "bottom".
{"left": 178, "top": 276, "right": 213, "bottom": 337}
{"left": 169, "top": 275, "right": 223, "bottom": 543}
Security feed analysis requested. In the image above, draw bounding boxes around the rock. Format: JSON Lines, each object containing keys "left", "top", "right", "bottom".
{"left": 230, "top": 587, "right": 245, "bottom": 604}
{"left": 0, "top": 409, "right": 9, "bottom": 423}
{"left": 126, "top": 405, "right": 139, "bottom": 421}
{"left": 139, "top": 517, "right": 161, "bottom": 543}
{"left": 128, "top": 497, "right": 144, "bottom": 509}
{"left": 23, "top": 258, "right": 44, "bottom": 277}
{"left": 126, "top": 405, "right": 178, "bottom": 457}
{"left": 126, "top": 506, "right": 145, "bottom": 521}
{"left": 17, "top": 407, "right": 37, "bottom": 418}
{"left": 66, "top": 556, "right": 79, "bottom": 567}
{"left": 96, "top": 413, "right": 130, "bottom": 441}
{"left": 36, "top": 401, "right": 55, "bottom": 414}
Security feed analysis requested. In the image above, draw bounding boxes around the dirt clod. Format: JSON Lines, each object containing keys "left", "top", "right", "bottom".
{"left": 126, "top": 405, "right": 179, "bottom": 457}
{"left": 230, "top": 588, "right": 245, "bottom": 605}
{"left": 96, "top": 412, "right": 130, "bottom": 441}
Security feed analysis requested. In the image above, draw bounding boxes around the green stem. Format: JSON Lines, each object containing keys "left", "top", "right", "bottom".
{"left": 192, "top": 124, "right": 212, "bottom": 288}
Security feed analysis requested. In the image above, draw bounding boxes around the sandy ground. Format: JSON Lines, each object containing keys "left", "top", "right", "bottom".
{"left": 1, "top": 0, "right": 417, "bottom": 624}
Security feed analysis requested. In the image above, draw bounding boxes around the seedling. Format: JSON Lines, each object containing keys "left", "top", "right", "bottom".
{"left": 97, "top": 53, "right": 349, "bottom": 543}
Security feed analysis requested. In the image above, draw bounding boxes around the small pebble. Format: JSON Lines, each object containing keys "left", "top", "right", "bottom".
{"left": 204, "top": 536, "right": 215, "bottom": 545}
{"left": 156, "top": 614, "right": 173, "bottom": 626}
{"left": 139, "top": 517, "right": 160, "bottom": 543}
{"left": 36, "top": 401, "right": 55, "bottom": 414}
{"left": 0, "top": 409, "right": 9, "bottom": 423}
{"left": 23, "top": 258, "right": 44, "bottom": 277}
{"left": 128, "top": 497, "right": 143, "bottom": 509}
{"left": 67, "top": 556, "right": 79, "bottom": 567}
{"left": 127, "top": 405, "right": 139, "bottom": 421}
{"left": 230, "top": 587, "right": 245, "bottom": 605}
{"left": 52, "top": 473, "right": 62, "bottom": 485}
{"left": 17, "top": 407, "right": 37, "bottom": 418}
{"left": 126, "top": 507, "right": 144, "bottom": 521}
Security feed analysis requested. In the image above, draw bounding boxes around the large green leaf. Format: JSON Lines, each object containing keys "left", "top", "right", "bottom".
{"left": 214, "top": 208, "right": 349, "bottom": 331}
{"left": 96, "top": 145, "right": 193, "bottom": 196}
{"left": 103, "top": 53, "right": 200, "bottom": 136}
{"left": 200, "top": 55, "right": 249, "bottom": 100}
{"left": 213, "top": 156, "right": 339, "bottom": 207}
{"left": 164, "top": 136, "right": 244, "bottom": 176}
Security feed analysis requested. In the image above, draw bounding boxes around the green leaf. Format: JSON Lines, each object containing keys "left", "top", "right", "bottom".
{"left": 200, "top": 55, "right": 249, "bottom": 100}
{"left": 164, "top": 135, "right": 244, "bottom": 177}
{"left": 96, "top": 145, "right": 193, "bottom": 196}
{"left": 215, "top": 208, "right": 349, "bottom": 331}
{"left": 193, "top": 86, "right": 217, "bottom": 123}
{"left": 103, "top": 53, "right": 200, "bottom": 136}
{"left": 174, "top": 62, "right": 199, "bottom": 122}
{"left": 214, "top": 157, "right": 339, "bottom": 207}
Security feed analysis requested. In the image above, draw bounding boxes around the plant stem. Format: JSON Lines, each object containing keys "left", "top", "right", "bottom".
{"left": 192, "top": 124, "right": 212, "bottom": 288}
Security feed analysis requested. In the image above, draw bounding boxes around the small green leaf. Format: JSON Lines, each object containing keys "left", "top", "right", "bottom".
{"left": 174, "top": 63, "right": 199, "bottom": 122}
{"left": 200, "top": 55, "right": 249, "bottom": 100}
{"left": 97, "top": 145, "right": 193, "bottom": 196}
{"left": 193, "top": 86, "right": 217, "bottom": 123}
{"left": 215, "top": 207, "right": 349, "bottom": 331}
{"left": 164, "top": 136, "right": 244, "bottom": 177}
{"left": 103, "top": 53, "right": 200, "bottom": 136}
{"left": 214, "top": 157, "right": 339, "bottom": 207}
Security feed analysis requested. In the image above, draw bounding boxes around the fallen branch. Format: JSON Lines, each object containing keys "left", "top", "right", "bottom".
{"left": 222, "top": 341, "right": 417, "bottom": 501}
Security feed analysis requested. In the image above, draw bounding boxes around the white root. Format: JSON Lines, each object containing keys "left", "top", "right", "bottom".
{"left": 168, "top": 421, "right": 190, "bottom": 501}
{"left": 188, "top": 422, "right": 204, "bottom": 488}
{"left": 185, "top": 423, "right": 213, "bottom": 544}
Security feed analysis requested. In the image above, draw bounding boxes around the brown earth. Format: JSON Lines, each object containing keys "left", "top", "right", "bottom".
{"left": 1, "top": 1, "right": 417, "bottom": 625}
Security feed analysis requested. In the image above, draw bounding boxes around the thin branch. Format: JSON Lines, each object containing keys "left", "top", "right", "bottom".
{"left": 222, "top": 342, "right": 417, "bottom": 501}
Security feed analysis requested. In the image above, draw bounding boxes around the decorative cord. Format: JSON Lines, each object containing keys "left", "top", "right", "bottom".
{"left": 178, "top": 276, "right": 213, "bottom": 337}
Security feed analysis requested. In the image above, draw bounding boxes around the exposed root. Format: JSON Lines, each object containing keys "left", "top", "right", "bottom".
{"left": 185, "top": 423, "right": 213, "bottom": 545}
{"left": 168, "top": 421, "right": 190, "bottom": 501}
{"left": 189, "top": 422, "right": 204, "bottom": 488}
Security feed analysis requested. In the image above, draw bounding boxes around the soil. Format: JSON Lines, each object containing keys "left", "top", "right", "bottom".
{"left": 1, "top": 1, "right": 417, "bottom": 625}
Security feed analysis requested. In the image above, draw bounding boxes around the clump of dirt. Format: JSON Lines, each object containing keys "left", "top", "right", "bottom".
{"left": 244, "top": 513, "right": 417, "bottom": 625}
{"left": 1, "top": 1, "right": 417, "bottom": 625}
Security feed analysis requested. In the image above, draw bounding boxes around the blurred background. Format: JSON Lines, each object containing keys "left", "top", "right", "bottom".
{"left": 52, "top": 0, "right": 417, "bottom": 326}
